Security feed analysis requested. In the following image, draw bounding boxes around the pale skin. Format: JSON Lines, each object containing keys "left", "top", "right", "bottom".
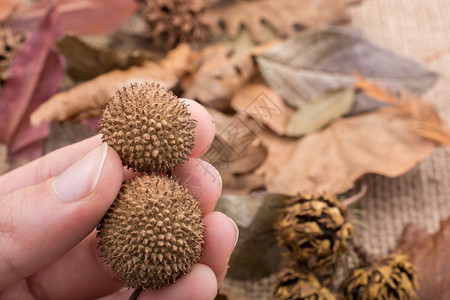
{"left": 0, "top": 100, "right": 238, "bottom": 300}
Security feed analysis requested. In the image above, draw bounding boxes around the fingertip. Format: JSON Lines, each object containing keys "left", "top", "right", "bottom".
{"left": 180, "top": 99, "right": 215, "bottom": 158}
{"left": 137, "top": 264, "right": 217, "bottom": 300}
{"left": 172, "top": 158, "right": 222, "bottom": 215}
{"left": 200, "top": 212, "right": 239, "bottom": 286}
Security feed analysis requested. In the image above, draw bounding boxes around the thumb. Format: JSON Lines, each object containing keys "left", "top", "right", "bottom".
{"left": 0, "top": 143, "right": 123, "bottom": 291}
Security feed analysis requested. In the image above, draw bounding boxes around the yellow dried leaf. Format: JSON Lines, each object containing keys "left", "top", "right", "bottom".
{"left": 30, "top": 61, "right": 178, "bottom": 126}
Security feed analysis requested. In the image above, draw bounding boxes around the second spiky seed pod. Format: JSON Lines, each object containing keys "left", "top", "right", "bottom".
{"left": 274, "top": 194, "right": 353, "bottom": 276}
{"left": 99, "top": 82, "right": 196, "bottom": 173}
{"left": 341, "top": 254, "right": 418, "bottom": 300}
{"left": 97, "top": 174, "right": 205, "bottom": 289}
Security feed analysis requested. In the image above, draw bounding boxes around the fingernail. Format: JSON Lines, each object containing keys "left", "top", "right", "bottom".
{"left": 228, "top": 217, "right": 239, "bottom": 248}
{"left": 52, "top": 143, "right": 108, "bottom": 202}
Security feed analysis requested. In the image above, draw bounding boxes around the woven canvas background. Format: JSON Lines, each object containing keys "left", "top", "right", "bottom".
{"left": 220, "top": 0, "right": 450, "bottom": 298}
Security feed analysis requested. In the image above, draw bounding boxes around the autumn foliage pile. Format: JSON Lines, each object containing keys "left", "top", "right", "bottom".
{"left": 0, "top": 0, "right": 449, "bottom": 299}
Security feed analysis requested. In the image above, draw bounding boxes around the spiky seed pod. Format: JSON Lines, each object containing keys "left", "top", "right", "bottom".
{"left": 97, "top": 174, "right": 205, "bottom": 289}
{"left": 274, "top": 194, "right": 353, "bottom": 277}
{"left": 274, "top": 267, "right": 338, "bottom": 300}
{"left": 0, "top": 27, "right": 26, "bottom": 84}
{"left": 99, "top": 82, "right": 196, "bottom": 173}
{"left": 139, "top": 0, "right": 211, "bottom": 48}
{"left": 341, "top": 254, "right": 418, "bottom": 300}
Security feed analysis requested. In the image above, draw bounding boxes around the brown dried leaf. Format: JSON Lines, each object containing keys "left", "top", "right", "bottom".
{"left": 57, "top": 34, "right": 147, "bottom": 81}
{"left": 30, "top": 61, "right": 178, "bottom": 126}
{"left": 231, "top": 84, "right": 293, "bottom": 136}
{"left": 256, "top": 109, "right": 437, "bottom": 195}
{"left": 397, "top": 218, "right": 450, "bottom": 300}
{"left": 158, "top": 43, "right": 199, "bottom": 79}
{"left": 202, "top": 0, "right": 360, "bottom": 43}
{"left": 203, "top": 108, "right": 267, "bottom": 193}
{"left": 356, "top": 75, "right": 450, "bottom": 148}
{"left": 182, "top": 45, "right": 256, "bottom": 111}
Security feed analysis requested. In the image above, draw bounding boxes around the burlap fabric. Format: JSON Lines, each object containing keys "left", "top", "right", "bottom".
{"left": 219, "top": 0, "right": 450, "bottom": 298}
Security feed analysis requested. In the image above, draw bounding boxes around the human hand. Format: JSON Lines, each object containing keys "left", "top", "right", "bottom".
{"left": 0, "top": 100, "right": 238, "bottom": 300}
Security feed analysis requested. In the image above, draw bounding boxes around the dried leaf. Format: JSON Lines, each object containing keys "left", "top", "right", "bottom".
{"left": 202, "top": 138, "right": 267, "bottom": 175}
{"left": 57, "top": 34, "right": 146, "bottom": 81}
{"left": 0, "top": 0, "right": 20, "bottom": 22}
{"left": 158, "top": 43, "right": 199, "bottom": 79}
{"left": 202, "top": 0, "right": 360, "bottom": 43}
{"left": 215, "top": 192, "right": 292, "bottom": 280}
{"left": 182, "top": 45, "right": 256, "bottom": 110}
{"left": 11, "top": 0, "right": 138, "bottom": 35}
{"left": 356, "top": 75, "right": 450, "bottom": 148}
{"left": 256, "top": 110, "right": 437, "bottom": 195}
{"left": 256, "top": 27, "right": 437, "bottom": 108}
{"left": 397, "top": 218, "right": 450, "bottom": 300}
{"left": 0, "top": 7, "right": 64, "bottom": 161}
{"left": 231, "top": 84, "right": 293, "bottom": 136}
{"left": 286, "top": 87, "right": 355, "bottom": 137}
{"left": 30, "top": 61, "right": 178, "bottom": 126}
{"left": 10, "top": 50, "right": 65, "bottom": 159}
{"left": 203, "top": 108, "right": 267, "bottom": 192}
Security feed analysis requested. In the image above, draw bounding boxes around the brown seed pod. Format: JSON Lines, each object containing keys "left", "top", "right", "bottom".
{"left": 341, "top": 254, "right": 418, "bottom": 300}
{"left": 273, "top": 267, "right": 338, "bottom": 300}
{"left": 0, "top": 26, "right": 27, "bottom": 84}
{"left": 99, "top": 82, "right": 196, "bottom": 173}
{"left": 139, "top": 0, "right": 211, "bottom": 48}
{"left": 97, "top": 174, "right": 205, "bottom": 289}
{"left": 274, "top": 194, "right": 354, "bottom": 277}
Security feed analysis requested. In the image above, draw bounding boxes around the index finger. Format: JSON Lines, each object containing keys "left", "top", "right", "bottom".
{"left": 0, "top": 99, "right": 214, "bottom": 196}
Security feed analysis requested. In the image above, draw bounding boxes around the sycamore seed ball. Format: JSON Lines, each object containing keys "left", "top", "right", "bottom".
{"left": 97, "top": 174, "right": 205, "bottom": 289}
{"left": 99, "top": 82, "right": 196, "bottom": 173}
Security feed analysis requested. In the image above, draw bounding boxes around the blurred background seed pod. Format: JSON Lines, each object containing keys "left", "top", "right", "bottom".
{"left": 274, "top": 194, "right": 354, "bottom": 278}
{"left": 139, "top": 0, "right": 212, "bottom": 49}
{"left": 0, "top": 26, "right": 27, "bottom": 85}
{"left": 273, "top": 266, "right": 340, "bottom": 300}
{"left": 341, "top": 253, "right": 418, "bottom": 300}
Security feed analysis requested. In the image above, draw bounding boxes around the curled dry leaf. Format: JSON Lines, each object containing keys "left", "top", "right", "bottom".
{"left": 10, "top": 0, "right": 138, "bottom": 36}
{"left": 231, "top": 83, "right": 293, "bottom": 136}
{"left": 30, "top": 61, "right": 178, "bottom": 126}
{"left": 215, "top": 192, "right": 292, "bottom": 280}
{"left": 256, "top": 109, "right": 437, "bottom": 195}
{"left": 397, "top": 218, "right": 450, "bottom": 300}
{"left": 57, "top": 34, "right": 147, "bottom": 81}
{"left": 256, "top": 27, "right": 437, "bottom": 108}
{"left": 202, "top": 0, "right": 360, "bottom": 43}
{"left": 355, "top": 75, "right": 450, "bottom": 148}
{"left": 182, "top": 45, "right": 256, "bottom": 111}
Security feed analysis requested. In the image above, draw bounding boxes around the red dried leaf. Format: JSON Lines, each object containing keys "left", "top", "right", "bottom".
{"left": 11, "top": 0, "right": 138, "bottom": 35}
{"left": 0, "top": 6, "right": 64, "bottom": 161}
